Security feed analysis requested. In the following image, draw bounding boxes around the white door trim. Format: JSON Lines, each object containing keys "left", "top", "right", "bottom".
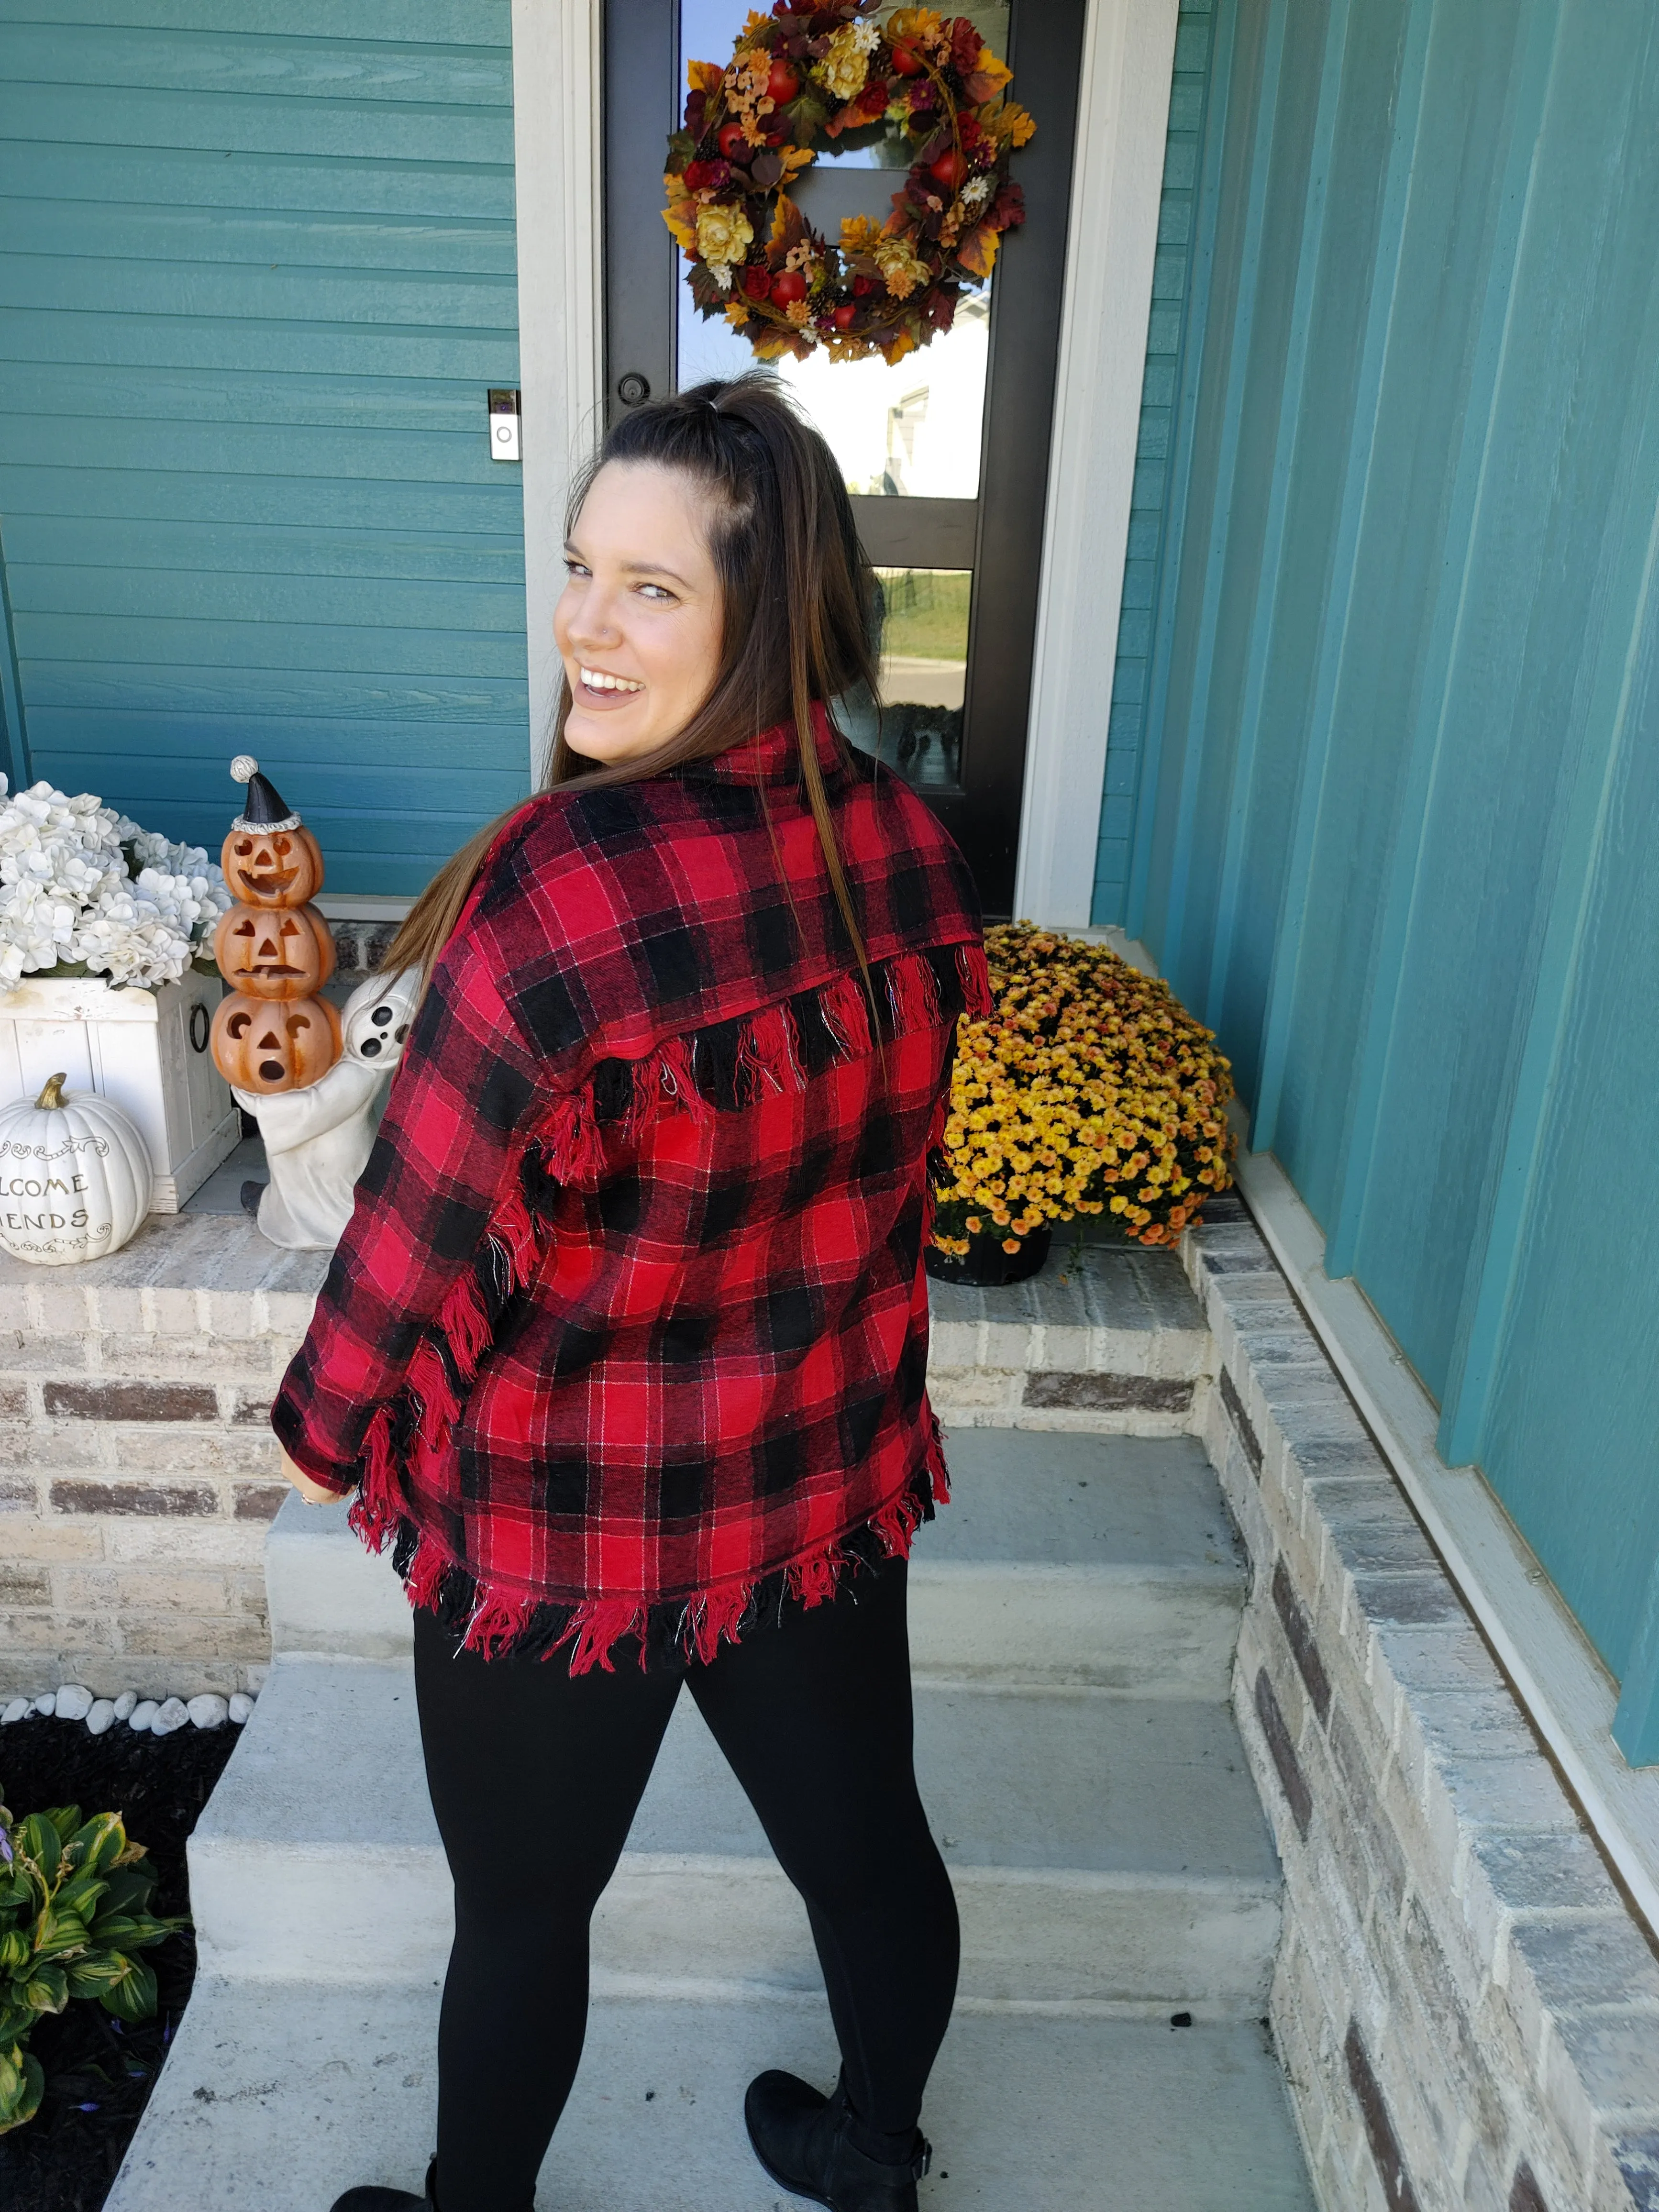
{"left": 1014, "top": 0, "right": 1180, "bottom": 927}
{"left": 512, "top": 0, "right": 1175, "bottom": 898}
{"left": 511, "top": 0, "right": 605, "bottom": 783}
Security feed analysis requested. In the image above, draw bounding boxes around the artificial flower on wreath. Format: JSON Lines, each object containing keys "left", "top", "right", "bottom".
{"left": 664, "top": 0, "right": 1036, "bottom": 365}
{"left": 0, "top": 778, "right": 232, "bottom": 991}
{"left": 930, "top": 925, "right": 1238, "bottom": 1257}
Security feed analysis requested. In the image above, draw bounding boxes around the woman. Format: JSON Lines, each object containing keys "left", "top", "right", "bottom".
{"left": 275, "top": 377, "right": 988, "bottom": 2212}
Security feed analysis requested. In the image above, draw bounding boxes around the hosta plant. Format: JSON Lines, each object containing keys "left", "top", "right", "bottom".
{"left": 0, "top": 1798, "right": 184, "bottom": 2133}
{"left": 931, "top": 924, "right": 1237, "bottom": 1259}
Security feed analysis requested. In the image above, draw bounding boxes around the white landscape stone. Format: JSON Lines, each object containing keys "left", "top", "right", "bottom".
{"left": 187, "top": 1694, "right": 229, "bottom": 1730}
{"left": 228, "top": 1692, "right": 254, "bottom": 1725}
{"left": 151, "top": 1696, "right": 189, "bottom": 1736}
{"left": 113, "top": 1691, "right": 137, "bottom": 1720}
{"left": 1, "top": 1697, "right": 30, "bottom": 1725}
{"left": 128, "top": 1699, "right": 159, "bottom": 1732}
{"left": 32, "top": 1692, "right": 56, "bottom": 1715}
{"left": 87, "top": 1699, "right": 116, "bottom": 1736}
{"left": 55, "top": 1683, "right": 93, "bottom": 1721}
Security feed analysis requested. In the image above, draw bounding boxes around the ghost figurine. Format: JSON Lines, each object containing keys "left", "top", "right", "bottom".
{"left": 235, "top": 969, "right": 420, "bottom": 1250}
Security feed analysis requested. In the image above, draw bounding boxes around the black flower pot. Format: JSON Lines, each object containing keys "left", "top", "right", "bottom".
{"left": 925, "top": 1225, "right": 1052, "bottom": 1288}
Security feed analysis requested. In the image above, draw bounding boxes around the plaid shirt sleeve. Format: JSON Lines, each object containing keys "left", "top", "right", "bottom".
{"left": 271, "top": 904, "right": 554, "bottom": 1493}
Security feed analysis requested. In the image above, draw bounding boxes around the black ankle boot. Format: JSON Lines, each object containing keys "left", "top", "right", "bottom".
{"left": 744, "top": 2072, "right": 930, "bottom": 2210}
{"left": 329, "top": 2157, "right": 437, "bottom": 2212}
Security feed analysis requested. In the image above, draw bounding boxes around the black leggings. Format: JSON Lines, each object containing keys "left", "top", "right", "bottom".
{"left": 412, "top": 1557, "right": 960, "bottom": 2212}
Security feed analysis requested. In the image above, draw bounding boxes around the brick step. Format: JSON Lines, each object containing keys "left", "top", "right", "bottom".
{"left": 925, "top": 1241, "right": 1214, "bottom": 1435}
{"left": 105, "top": 1977, "right": 1316, "bottom": 2212}
{"left": 267, "top": 1428, "right": 1247, "bottom": 1695}
{"left": 188, "top": 1655, "right": 1282, "bottom": 2012}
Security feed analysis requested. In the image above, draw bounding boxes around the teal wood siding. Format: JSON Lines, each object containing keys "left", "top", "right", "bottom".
{"left": 0, "top": 1, "right": 525, "bottom": 896}
{"left": 1089, "top": 1, "right": 1218, "bottom": 925}
{"left": 1123, "top": 0, "right": 1659, "bottom": 1755}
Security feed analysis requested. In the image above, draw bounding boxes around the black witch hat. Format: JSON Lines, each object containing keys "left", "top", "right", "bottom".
{"left": 229, "top": 755, "right": 302, "bottom": 834}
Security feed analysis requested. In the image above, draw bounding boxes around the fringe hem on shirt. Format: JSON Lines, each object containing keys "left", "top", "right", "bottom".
{"left": 344, "top": 939, "right": 988, "bottom": 1671}
{"left": 357, "top": 1423, "right": 948, "bottom": 1674}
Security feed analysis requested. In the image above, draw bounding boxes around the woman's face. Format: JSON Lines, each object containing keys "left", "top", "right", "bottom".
{"left": 555, "top": 461, "right": 724, "bottom": 764}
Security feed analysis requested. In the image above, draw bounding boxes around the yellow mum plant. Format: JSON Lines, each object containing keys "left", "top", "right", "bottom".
{"left": 931, "top": 924, "right": 1237, "bottom": 1260}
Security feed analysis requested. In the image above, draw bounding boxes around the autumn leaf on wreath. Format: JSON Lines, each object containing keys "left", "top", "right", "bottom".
{"left": 780, "top": 144, "right": 817, "bottom": 181}
{"left": 880, "top": 329, "right": 918, "bottom": 367}
{"left": 838, "top": 213, "right": 883, "bottom": 256}
{"left": 686, "top": 58, "right": 725, "bottom": 96}
{"left": 769, "top": 193, "right": 807, "bottom": 254}
{"left": 985, "top": 98, "right": 1037, "bottom": 148}
{"left": 887, "top": 8, "right": 946, "bottom": 50}
{"left": 962, "top": 46, "right": 1014, "bottom": 103}
{"left": 661, "top": 174, "right": 697, "bottom": 252}
{"left": 957, "top": 221, "right": 1000, "bottom": 279}
{"left": 752, "top": 326, "right": 812, "bottom": 362}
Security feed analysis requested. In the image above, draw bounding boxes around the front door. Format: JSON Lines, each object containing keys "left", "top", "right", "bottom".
{"left": 603, "top": 0, "right": 1084, "bottom": 913}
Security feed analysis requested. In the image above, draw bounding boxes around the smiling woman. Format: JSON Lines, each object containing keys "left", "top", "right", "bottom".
{"left": 275, "top": 376, "right": 990, "bottom": 2212}
{"left": 554, "top": 463, "right": 725, "bottom": 765}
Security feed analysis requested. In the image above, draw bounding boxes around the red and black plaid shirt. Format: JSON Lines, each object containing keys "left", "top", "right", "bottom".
{"left": 273, "top": 713, "right": 987, "bottom": 1670}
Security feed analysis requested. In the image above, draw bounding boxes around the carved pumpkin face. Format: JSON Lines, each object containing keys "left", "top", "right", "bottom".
{"left": 219, "top": 824, "right": 325, "bottom": 908}
{"left": 210, "top": 992, "right": 342, "bottom": 1094}
{"left": 213, "top": 902, "right": 336, "bottom": 1000}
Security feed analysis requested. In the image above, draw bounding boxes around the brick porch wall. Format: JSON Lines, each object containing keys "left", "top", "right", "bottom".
{"left": 0, "top": 1217, "right": 326, "bottom": 1699}
{"left": 1183, "top": 1210, "right": 1659, "bottom": 2212}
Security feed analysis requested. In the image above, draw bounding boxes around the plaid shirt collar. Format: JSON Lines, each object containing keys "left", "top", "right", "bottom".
{"left": 683, "top": 703, "right": 849, "bottom": 786}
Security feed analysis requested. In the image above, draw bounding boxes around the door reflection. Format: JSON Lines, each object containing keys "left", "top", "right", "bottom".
{"left": 836, "top": 567, "right": 971, "bottom": 791}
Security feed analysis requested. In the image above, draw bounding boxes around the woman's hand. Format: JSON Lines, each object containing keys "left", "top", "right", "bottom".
{"left": 279, "top": 1447, "right": 343, "bottom": 1506}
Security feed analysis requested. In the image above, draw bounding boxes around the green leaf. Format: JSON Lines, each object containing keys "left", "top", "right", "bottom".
{"left": 85, "top": 1913, "right": 146, "bottom": 1949}
{"left": 15, "top": 1818, "right": 60, "bottom": 1883}
{"left": 22, "top": 1964, "right": 66, "bottom": 2014}
{"left": 94, "top": 1866, "right": 154, "bottom": 1918}
{"left": 35, "top": 1905, "right": 91, "bottom": 1960}
{"left": 72, "top": 1814, "right": 126, "bottom": 1877}
{"left": 0, "top": 2046, "right": 44, "bottom": 2134}
{"left": 57, "top": 1871, "right": 108, "bottom": 1922}
{"left": 122, "top": 1912, "right": 186, "bottom": 1951}
{"left": 38, "top": 1810, "right": 80, "bottom": 1854}
{"left": 101, "top": 1956, "right": 157, "bottom": 2023}
{"left": 65, "top": 1956, "right": 129, "bottom": 1999}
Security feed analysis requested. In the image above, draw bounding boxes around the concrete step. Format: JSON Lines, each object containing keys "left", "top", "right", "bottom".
{"left": 913, "top": 1429, "right": 1245, "bottom": 1692}
{"left": 106, "top": 1976, "right": 1316, "bottom": 2212}
{"left": 267, "top": 1429, "right": 1247, "bottom": 1694}
{"left": 188, "top": 1654, "right": 1280, "bottom": 2012}
{"left": 925, "top": 1241, "right": 1214, "bottom": 1436}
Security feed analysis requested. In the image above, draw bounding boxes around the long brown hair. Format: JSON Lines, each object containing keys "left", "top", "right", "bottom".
{"left": 383, "top": 375, "right": 879, "bottom": 990}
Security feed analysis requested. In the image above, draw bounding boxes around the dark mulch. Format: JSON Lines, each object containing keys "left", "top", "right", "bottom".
{"left": 0, "top": 1712, "right": 241, "bottom": 2212}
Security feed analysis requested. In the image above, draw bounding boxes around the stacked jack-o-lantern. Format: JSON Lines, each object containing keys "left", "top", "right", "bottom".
{"left": 209, "top": 757, "right": 343, "bottom": 1095}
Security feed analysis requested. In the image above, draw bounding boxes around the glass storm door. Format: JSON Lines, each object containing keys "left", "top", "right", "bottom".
{"left": 603, "top": 0, "right": 1085, "bottom": 913}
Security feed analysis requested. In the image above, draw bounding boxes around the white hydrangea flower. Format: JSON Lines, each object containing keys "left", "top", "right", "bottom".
{"left": 0, "top": 774, "right": 232, "bottom": 992}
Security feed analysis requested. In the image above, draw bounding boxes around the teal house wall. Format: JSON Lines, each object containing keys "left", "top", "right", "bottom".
{"left": 0, "top": 0, "right": 528, "bottom": 896}
{"left": 1117, "top": 0, "right": 1659, "bottom": 1758}
{"left": 1090, "top": 0, "right": 1218, "bottom": 927}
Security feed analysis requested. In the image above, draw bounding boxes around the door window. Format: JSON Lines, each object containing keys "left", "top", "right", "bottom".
{"left": 608, "top": 0, "right": 1084, "bottom": 909}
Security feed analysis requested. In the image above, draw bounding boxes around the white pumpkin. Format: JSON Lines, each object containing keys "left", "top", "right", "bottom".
{"left": 0, "top": 1073, "right": 152, "bottom": 1265}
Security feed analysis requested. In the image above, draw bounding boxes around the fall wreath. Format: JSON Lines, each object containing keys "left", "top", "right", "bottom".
{"left": 664, "top": 3, "right": 1036, "bottom": 366}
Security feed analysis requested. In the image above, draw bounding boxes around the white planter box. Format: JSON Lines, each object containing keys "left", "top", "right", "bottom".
{"left": 0, "top": 971, "right": 240, "bottom": 1212}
